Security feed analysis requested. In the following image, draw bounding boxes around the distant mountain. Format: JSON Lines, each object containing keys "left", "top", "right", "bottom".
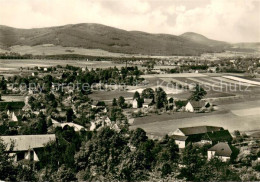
{"left": 0, "top": 23, "right": 258, "bottom": 56}
{"left": 180, "top": 32, "right": 229, "bottom": 48}
{"left": 232, "top": 42, "right": 260, "bottom": 51}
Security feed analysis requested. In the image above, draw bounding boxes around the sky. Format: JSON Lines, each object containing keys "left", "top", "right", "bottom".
{"left": 0, "top": 0, "right": 259, "bottom": 42}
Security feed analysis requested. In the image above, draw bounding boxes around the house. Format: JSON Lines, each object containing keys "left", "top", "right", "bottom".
{"left": 185, "top": 101, "right": 211, "bottom": 112}
{"left": 170, "top": 126, "right": 229, "bottom": 149}
{"left": 201, "top": 130, "right": 233, "bottom": 144}
{"left": 7, "top": 110, "right": 18, "bottom": 122}
{"left": 207, "top": 142, "right": 232, "bottom": 162}
{"left": 11, "top": 112, "right": 18, "bottom": 122}
{"left": 142, "top": 99, "right": 153, "bottom": 108}
{"left": 1, "top": 134, "right": 56, "bottom": 162}
{"left": 53, "top": 122, "right": 86, "bottom": 132}
{"left": 91, "top": 101, "right": 106, "bottom": 109}
{"left": 208, "top": 67, "right": 217, "bottom": 73}
{"left": 132, "top": 99, "right": 138, "bottom": 109}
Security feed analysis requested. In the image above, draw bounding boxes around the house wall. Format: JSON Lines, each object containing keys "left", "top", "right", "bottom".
{"left": 219, "top": 156, "right": 230, "bottom": 162}
{"left": 208, "top": 151, "right": 230, "bottom": 162}
{"left": 24, "top": 150, "right": 39, "bottom": 161}
{"left": 185, "top": 102, "right": 194, "bottom": 112}
{"left": 175, "top": 140, "right": 186, "bottom": 149}
{"left": 132, "top": 100, "right": 138, "bottom": 109}
{"left": 207, "top": 151, "right": 215, "bottom": 160}
{"left": 200, "top": 140, "right": 212, "bottom": 144}
{"left": 142, "top": 104, "right": 149, "bottom": 108}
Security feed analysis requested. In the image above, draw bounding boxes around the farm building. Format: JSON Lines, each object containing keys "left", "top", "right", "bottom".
{"left": 185, "top": 100, "right": 211, "bottom": 112}
{"left": 132, "top": 99, "right": 138, "bottom": 109}
{"left": 1, "top": 134, "right": 56, "bottom": 162}
{"left": 142, "top": 99, "right": 153, "bottom": 108}
{"left": 207, "top": 142, "right": 232, "bottom": 162}
{"left": 170, "top": 126, "right": 232, "bottom": 149}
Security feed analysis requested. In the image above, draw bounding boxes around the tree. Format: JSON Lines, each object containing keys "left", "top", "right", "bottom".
{"left": 0, "top": 93, "right": 1, "bottom": 101}
{"left": 194, "top": 158, "right": 240, "bottom": 181}
{"left": 37, "top": 112, "right": 47, "bottom": 134}
{"left": 117, "top": 96, "right": 125, "bottom": 108}
{"left": 133, "top": 91, "right": 140, "bottom": 100}
{"left": 154, "top": 87, "right": 167, "bottom": 109}
{"left": 141, "top": 88, "right": 154, "bottom": 99}
{"left": 0, "top": 139, "right": 17, "bottom": 181}
{"left": 66, "top": 108, "right": 74, "bottom": 122}
{"left": 189, "top": 84, "right": 207, "bottom": 101}
{"left": 47, "top": 118, "right": 53, "bottom": 127}
{"left": 52, "top": 165, "right": 76, "bottom": 181}
{"left": 112, "top": 98, "right": 117, "bottom": 106}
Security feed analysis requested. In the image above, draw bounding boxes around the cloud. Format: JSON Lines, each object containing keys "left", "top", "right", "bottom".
{"left": 0, "top": 0, "right": 259, "bottom": 42}
{"left": 172, "top": 0, "right": 260, "bottom": 42}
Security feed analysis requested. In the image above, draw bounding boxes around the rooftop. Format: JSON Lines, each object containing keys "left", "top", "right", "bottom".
{"left": 208, "top": 142, "right": 232, "bottom": 157}
{"left": 1, "top": 134, "right": 56, "bottom": 151}
{"left": 179, "top": 125, "right": 223, "bottom": 136}
{"left": 188, "top": 100, "right": 206, "bottom": 108}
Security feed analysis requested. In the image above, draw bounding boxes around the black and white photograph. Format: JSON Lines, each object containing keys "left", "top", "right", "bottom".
{"left": 0, "top": 0, "right": 260, "bottom": 181}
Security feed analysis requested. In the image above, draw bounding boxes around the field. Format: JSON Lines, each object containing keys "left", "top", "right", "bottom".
{"left": 0, "top": 59, "right": 129, "bottom": 77}
{"left": 130, "top": 74, "right": 260, "bottom": 137}
{"left": 131, "top": 99, "right": 260, "bottom": 137}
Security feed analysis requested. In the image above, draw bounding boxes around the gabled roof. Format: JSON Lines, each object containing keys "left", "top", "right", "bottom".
{"left": 171, "top": 135, "right": 189, "bottom": 141}
{"left": 1, "top": 134, "right": 56, "bottom": 151}
{"left": 208, "top": 142, "right": 232, "bottom": 157}
{"left": 188, "top": 100, "right": 206, "bottom": 108}
{"left": 143, "top": 99, "right": 153, "bottom": 105}
{"left": 178, "top": 126, "right": 223, "bottom": 136}
{"left": 203, "top": 130, "right": 232, "bottom": 142}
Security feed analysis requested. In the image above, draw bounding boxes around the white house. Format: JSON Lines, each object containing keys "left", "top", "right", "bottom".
{"left": 208, "top": 142, "right": 232, "bottom": 162}
{"left": 132, "top": 99, "right": 138, "bottom": 109}
{"left": 11, "top": 112, "right": 18, "bottom": 122}
{"left": 1, "top": 134, "right": 56, "bottom": 162}
{"left": 170, "top": 126, "right": 225, "bottom": 149}
{"left": 185, "top": 101, "right": 210, "bottom": 112}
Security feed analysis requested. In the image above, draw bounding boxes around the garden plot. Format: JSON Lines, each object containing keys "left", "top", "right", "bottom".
{"left": 160, "top": 78, "right": 194, "bottom": 88}
{"left": 213, "top": 77, "right": 254, "bottom": 87}
{"left": 187, "top": 77, "right": 223, "bottom": 88}
{"left": 128, "top": 85, "right": 183, "bottom": 95}
{"left": 223, "top": 76, "right": 260, "bottom": 86}
{"left": 141, "top": 73, "right": 207, "bottom": 79}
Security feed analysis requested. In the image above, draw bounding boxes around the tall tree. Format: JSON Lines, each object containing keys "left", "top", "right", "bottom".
{"left": 37, "top": 112, "right": 47, "bottom": 134}
{"left": 112, "top": 98, "right": 117, "bottom": 106}
{"left": 66, "top": 108, "right": 74, "bottom": 122}
{"left": 133, "top": 91, "right": 140, "bottom": 100}
{"left": 189, "top": 84, "right": 207, "bottom": 101}
{"left": 154, "top": 87, "right": 167, "bottom": 109}
{"left": 141, "top": 88, "right": 155, "bottom": 99}
{"left": 117, "top": 96, "right": 125, "bottom": 108}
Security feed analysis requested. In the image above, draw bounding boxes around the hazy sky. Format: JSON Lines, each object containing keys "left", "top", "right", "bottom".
{"left": 0, "top": 0, "right": 259, "bottom": 42}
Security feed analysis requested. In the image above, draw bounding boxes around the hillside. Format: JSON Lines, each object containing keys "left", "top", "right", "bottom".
{"left": 0, "top": 23, "right": 257, "bottom": 56}
{"left": 180, "top": 32, "right": 229, "bottom": 48}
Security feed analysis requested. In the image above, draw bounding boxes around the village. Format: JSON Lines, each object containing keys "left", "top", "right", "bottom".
{"left": 0, "top": 56, "right": 260, "bottom": 180}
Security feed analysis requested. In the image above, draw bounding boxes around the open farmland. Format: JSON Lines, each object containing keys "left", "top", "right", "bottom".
{"left": 131, "top": 99, "right": 260, "bottom": 137}
{"left": 131, "top": 74, "right": 260, "bottom": 137}
{"left": 141, "top": 73, "right": 260, "bottom": 100}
